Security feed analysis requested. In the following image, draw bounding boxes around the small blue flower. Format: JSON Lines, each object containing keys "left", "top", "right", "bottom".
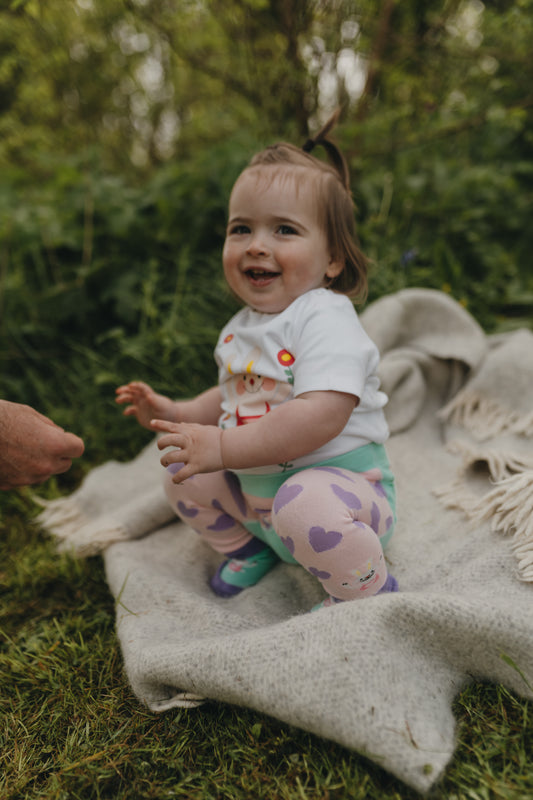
{"left": 401, "top": 248, "right": 417, "bottom": 267}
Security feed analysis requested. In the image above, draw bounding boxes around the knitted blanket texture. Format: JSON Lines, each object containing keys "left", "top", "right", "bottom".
{"left": 37, "top": 289, "right": 533, "bottom": 793}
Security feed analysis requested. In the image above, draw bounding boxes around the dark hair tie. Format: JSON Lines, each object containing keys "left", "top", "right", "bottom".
{"left": 300, "top": 110, "right": 350, "bottom": 190}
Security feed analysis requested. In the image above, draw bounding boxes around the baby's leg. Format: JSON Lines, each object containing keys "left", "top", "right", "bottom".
{"left": 271, "top": 466, "right": 397, "bottom": 603}
{"left": 164, "top": 464, "right": 278, "bottom": 596}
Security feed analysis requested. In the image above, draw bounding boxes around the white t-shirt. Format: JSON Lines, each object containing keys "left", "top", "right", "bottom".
{"left": 214, "top": 288, "right": 389, "bottom": 474}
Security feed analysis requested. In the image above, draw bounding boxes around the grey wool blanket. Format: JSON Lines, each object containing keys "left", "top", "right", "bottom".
{"left": 36, "top": 289, "right": 533, "bottom": 793}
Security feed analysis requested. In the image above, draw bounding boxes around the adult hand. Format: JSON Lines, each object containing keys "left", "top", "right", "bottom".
{"left": 151, "top": 419, "right": 223, "bottom": 482}
{"left": 0, "top": 400, "right": 85, "bottom": 490}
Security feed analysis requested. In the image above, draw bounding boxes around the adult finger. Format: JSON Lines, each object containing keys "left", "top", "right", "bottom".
{"left": 49, "top": 458, "right": 74, "bottom": 476}
{"left": 58, "top": 431, "right": 85, "bottom": 458}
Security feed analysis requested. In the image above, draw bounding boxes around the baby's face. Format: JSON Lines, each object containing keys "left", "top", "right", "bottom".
{"left": 222, "top": 168, "right": 343, "bottom": 314}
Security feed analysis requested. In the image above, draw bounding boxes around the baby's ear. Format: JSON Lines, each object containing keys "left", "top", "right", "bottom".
{"left": 325, "top": 257, "right": 344, "bottom": 280}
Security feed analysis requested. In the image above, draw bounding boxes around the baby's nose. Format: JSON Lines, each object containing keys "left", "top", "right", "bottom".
{"left": 246, "top": 234, "right": 269, "bottom": 256}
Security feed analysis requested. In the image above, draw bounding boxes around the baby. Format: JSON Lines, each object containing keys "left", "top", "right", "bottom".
{"left": 116, "top": 115, "right": 397, "bottom": 610}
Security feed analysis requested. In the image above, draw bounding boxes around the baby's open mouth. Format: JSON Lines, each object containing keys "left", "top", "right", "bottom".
{"left": 245, "top": 268, "right": 279, "bottom": 280}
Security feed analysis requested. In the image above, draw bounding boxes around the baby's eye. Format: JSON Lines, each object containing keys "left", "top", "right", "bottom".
{"left": 278, "top": 224, "right": 298, "bottom": 236}
{"left": 229, "top": 224, "right": 250, "bottom": 235}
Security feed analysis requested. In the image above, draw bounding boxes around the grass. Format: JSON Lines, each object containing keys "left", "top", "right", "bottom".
{"left": 1, "top": 488, "right": 533, "bottom": 800}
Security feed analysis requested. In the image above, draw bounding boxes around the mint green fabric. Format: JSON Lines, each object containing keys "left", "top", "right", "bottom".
{"left": 218, "top": 547, "right": 280, "bottom": 588}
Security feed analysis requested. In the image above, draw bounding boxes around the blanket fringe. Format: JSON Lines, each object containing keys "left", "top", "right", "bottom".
{"left": 435, "top": 471, "right": 533, "bottom": 582}
{"left": 438, "top": 391, "right": 533, "bottom": 441}
{"left": 469, "top": 471, "right": 533, "bottom": 582}
{"left": 468, "top": 471, "right": 533, "bottom": 538}
{"left": 34, "top": 495, "right": 89, "bottom": 536}
{"left": 510, "top": 409, "right": 533, "bottom": 437}
{"left": 149, "top": 693, "right": 206, "bottom": 711}
{"left": 446, "top": 440, "right": 533, "bottom": 482}
{"left": 34, "top": 496, "right": 132, "bottom": 557}
{"left": 54, "top": 521, "right": 132, "bottom": 557}
{"left": 433, "top": 479, "right": 478, "bottom": 514}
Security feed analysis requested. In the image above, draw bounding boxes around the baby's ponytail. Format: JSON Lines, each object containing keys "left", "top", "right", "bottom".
{"left": 302, "top": 109, "right": 350, "bottom": 192}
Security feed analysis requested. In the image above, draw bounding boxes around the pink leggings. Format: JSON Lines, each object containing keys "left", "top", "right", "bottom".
{"left": 164, "top": 465, "right": 395, "bottom": 601}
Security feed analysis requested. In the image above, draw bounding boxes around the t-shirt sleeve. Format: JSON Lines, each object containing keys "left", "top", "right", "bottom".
{"left": 290, "top": 294, "right": 379, "bottom": 399}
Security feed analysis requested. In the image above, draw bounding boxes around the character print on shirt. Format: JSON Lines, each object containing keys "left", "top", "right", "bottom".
{"left": 219, "top": 344, "right": 293, "bottom": 426}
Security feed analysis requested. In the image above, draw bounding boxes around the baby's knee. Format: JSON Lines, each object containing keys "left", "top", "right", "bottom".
{"left": 271, "top": 468, "right": 392, "bottom": 600}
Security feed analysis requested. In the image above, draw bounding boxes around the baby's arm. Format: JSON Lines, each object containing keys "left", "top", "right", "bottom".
{"left": 116, "top": 382, "right": 222, "bottom": 430}
{"left": 222, "top": 391, "right": 357, "bottom": 467}
{"left": 153, "top": 391, "right": 357, "bottom": 481}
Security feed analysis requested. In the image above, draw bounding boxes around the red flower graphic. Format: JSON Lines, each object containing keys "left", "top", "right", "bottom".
{"left": 277, "top": 349, "right": 295, "bottom": 366}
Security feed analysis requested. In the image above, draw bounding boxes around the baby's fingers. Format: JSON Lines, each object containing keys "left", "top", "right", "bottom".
{"left": 128, "top": 380, "right": 153, "bottom": 396}
{"left": 116, "top": 381, "right": 150, "bottom": 398}
{"left": 168, "top": 462, "right": 194, "bottom": 483}
{"left": 115, "top": 386, "right": 142, "bottom": 404}
{"left": 152, "top": 419, "right": 182, "bottom": 442}
{"left": 160, "top": 444, "right": 186, "bottom": 466}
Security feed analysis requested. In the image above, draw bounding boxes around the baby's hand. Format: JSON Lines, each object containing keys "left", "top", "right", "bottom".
{"left": 115, "top": 381, "right": 176, "bottom": 430}
{"left": 152, "top": 419, "right": 224, "bottom": 482}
